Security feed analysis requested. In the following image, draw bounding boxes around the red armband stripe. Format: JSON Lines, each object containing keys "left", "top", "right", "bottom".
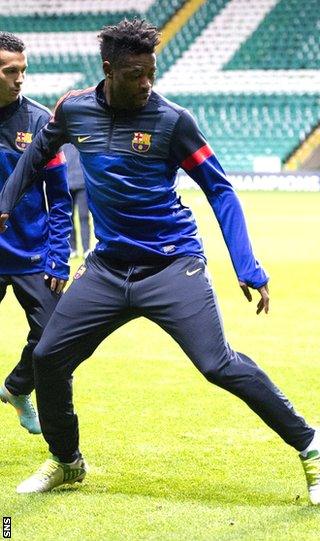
{"left": 45, "top": 151, "right": 66, "bottom": 169}
{"left": 181, "top": 144, "right": 213, "bottom": 171}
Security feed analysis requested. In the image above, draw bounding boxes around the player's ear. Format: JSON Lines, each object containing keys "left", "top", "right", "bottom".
{"left": 103, "top": 60, "right": 112, "bottom": 79}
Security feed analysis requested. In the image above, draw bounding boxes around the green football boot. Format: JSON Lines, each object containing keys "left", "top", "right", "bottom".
{"left": 300, "top": 449, "right": 320, "bottom": 505}
{"left": 0, "top": 385, "right": 41, "bottom": 434}
{"left": 16, "top": 456, "right": 88, "bottom": 494}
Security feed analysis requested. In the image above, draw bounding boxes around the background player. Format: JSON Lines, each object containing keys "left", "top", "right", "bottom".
{"left": 0, "top": 32, "right": 71, "bottom": 434}
{"left": 63, "top": 143, "right": 91, "bottom": 259}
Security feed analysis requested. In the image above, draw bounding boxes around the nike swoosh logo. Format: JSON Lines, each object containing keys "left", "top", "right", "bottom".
{"left": 77, "top": 136, "right": 91, "bottom": 143}
{"left": 186, "top": 268, "right": 201, "bottom": 277}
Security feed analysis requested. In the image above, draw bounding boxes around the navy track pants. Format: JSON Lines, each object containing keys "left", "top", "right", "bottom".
{"left": 33, "top": 253, "right": 314, "bottom": 461}
{"left": 0, "top": 272, "right": 61, "bottom": 395}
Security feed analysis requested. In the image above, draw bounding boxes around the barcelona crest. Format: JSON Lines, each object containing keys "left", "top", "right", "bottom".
{"left": 132, "top": 132, "right": 151, "bottom": 153}
{"left": 15, "top": 131, "right": 33, "bottom": 151}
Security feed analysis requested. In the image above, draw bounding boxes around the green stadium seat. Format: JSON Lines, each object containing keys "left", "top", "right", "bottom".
{"left": 167, "top": 93, "right": 320, "bottom": 172}
{"left": 225, "top": 0, "right": 320, "bottom": 70}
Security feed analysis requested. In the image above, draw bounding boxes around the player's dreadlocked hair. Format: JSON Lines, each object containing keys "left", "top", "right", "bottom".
{"left": 0, "top": 32, "right": 25, "bottom": 55}
{"left": 98, "top": 18, "right": 160, "bottom": 66}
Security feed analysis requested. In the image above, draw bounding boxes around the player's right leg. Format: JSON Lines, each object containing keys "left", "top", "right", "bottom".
{"left": 16, "top": 254, "right": 134, "bottom": 493}
{"left": 0, "top": 274, "right": 40, "bottom": 434}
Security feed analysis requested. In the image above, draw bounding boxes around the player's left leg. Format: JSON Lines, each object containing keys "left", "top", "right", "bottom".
{"left": 1, "top": 273, "right": 61, "bottom": 434}
{"left": 133, "top": 255, "right": 319, "bottom": 504}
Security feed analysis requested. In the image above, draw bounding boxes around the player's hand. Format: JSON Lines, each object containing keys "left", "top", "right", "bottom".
{"left": 239, "top": 281, "right": 269, "bottom": 315}
{"left": 0, "top": 213, "right": 9, "bottom": 233}
{"left": 44, "top": 274, "right": 67, "bottom": 294}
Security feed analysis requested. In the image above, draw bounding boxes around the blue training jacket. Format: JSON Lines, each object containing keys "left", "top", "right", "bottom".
{"left": 0, "top": 95, "right": 72, "bottom": 278}
{"left": 0, "top": 82, "right": 268, "bottom": 288}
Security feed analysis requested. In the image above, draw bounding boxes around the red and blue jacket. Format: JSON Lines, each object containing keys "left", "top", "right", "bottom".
{"left": 0, "top": 95, "right": 71, "bottom": 279}
{"left": 0, "top": 82, "right": 267, "bottom": 288}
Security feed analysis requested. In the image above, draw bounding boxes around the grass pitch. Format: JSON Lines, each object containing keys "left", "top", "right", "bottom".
{"left": 0, "top": 191, "right": 320, "bottom": 540}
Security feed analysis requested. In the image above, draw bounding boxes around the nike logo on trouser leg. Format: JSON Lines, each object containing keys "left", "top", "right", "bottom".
{"left": 186, "top": 268, "right": 201, "bottom": 277}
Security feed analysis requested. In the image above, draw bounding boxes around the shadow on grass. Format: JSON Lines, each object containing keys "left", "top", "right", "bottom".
{"left": 24, "top": 472, "right": 309, "bottom": 510}
{"left": 3, "top": 458, "right": 311, "bottom": 508}
{"left": 92, "top": 480, "right": 301, "bottom": 507}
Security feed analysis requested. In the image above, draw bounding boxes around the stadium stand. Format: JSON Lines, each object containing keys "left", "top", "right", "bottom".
{"left": 157, "top": 0, "right": 279, "bottom": 81}
{"left": 0, "top": 0, "right": 187, "bottom": 105}
{"left": 171, "top": 93, "right": 319, "bottom": 172}
{"left": 0, "top": 0, "right": 319, "bottom": 174}
{"left": 156, "top": 0, "right": 320, "bottom": 172}
{"left": 225, "top": 0, "right": 320, "bottom": 70}
{"left": 156, "top": 0, "right": 229, "bottom": 78}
